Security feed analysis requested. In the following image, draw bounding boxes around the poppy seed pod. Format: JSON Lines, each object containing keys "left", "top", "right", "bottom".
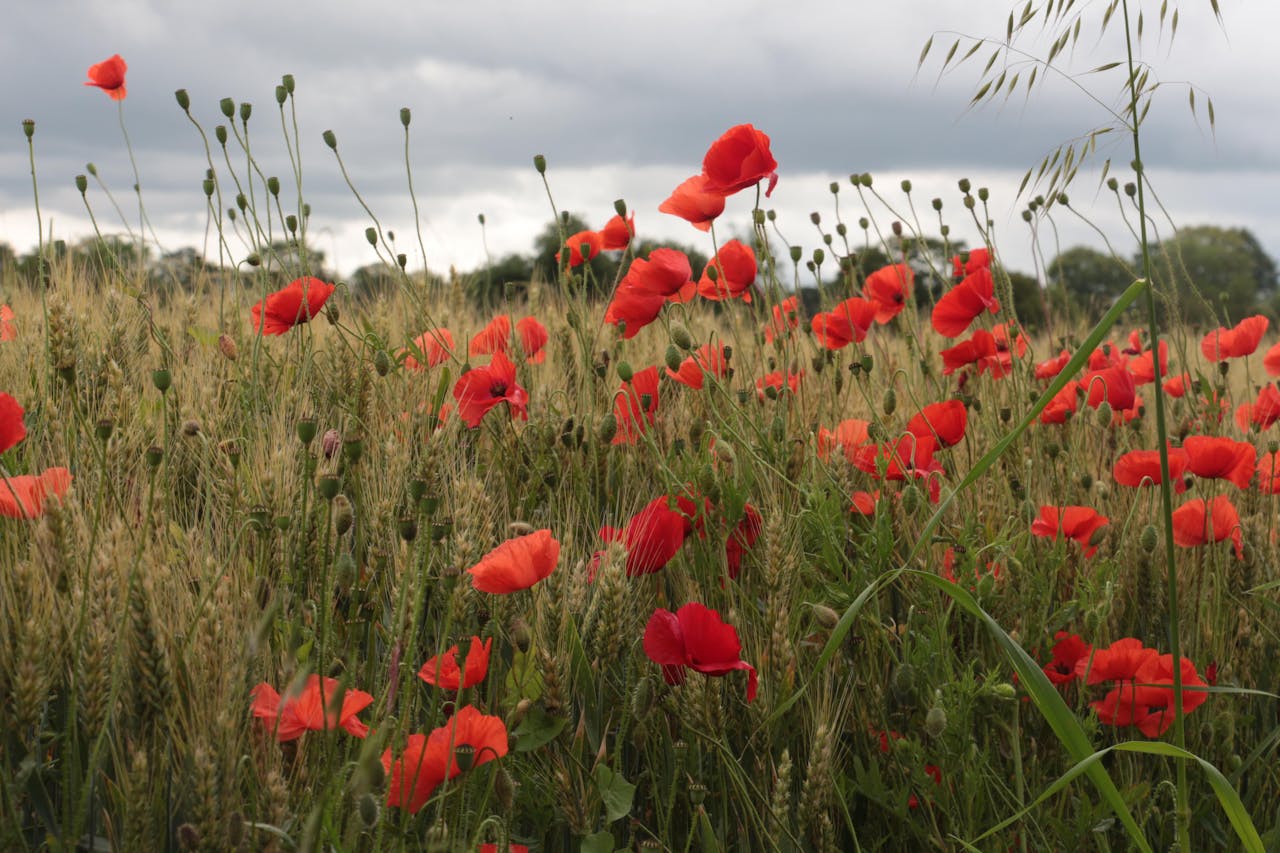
{"left": 322, "top": 129, "right": 337, "bottom": 149}
{"left": 145, "top": 445, "right": 163, "bottom": 468}
{"left": 219, "top": 97, "right": 235, "bottom": 118}
{"left": 925, "top": 705, "right": 947, "bottom": 738}
{"left": 95, "top": 418, "right": 114, "bottom": 441}
{"left": 597, "top": 412, "right": 618, "bottom": 444}
{"left": 215, "top": 125, "right": 227, "bottom": 145}
{"left": 152, "top": 368, "right": 172, "bottom": 393}
{"left": 333, "top": 495, "right": 354, "bottom": 536}
{"left": 399, "top": 106, "right": 411, "bottom": 127}
{"left": 275, "top": 85, "right": 287, "bottom": 105}
{"left": 239, "top": 102, "right": 252, "bottom": 122}
{"left": 533, "top": 154, "right": 547, "bottom": 174}
{"left": 285, "top": 214, "right": 298, "bottom": 233}
{"left": 267, "top": 176, "right": 280, "bottom": 197}
{"left": 22, "top": 118, "right": 34, "bottom": 139}
{"left": 317, "top": 475, "right": 340, "bottom": 501}
{"left": 75, "top": 174, "right": 87, "bottom": 194}
{"left": 357, "top": 793, "right": 379, "bottom": 829}
{"left": 811, "top": 604, "right": 840, "bottom": 629}
{"left": 202, "top": 178, "right": 215, "bottom": 198}
{"left": 373, "top": 350, "right": 390, "bottom": 376}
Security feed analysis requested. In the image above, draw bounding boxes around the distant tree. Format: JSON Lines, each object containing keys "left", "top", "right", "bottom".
{"left": 1045, "top": 246, "right": 1135, "bottom": 324}
{"left": 1146, "top": 225, "right": 1278, "bottom": 326}
{"left": 1007, "top": 270, "right": 1049, "bottom": 332}
{"left": 348, "top": 262, "right": 402, "bottom": 305}
{"left": 530, "top": 213, "right": 621, "bottom": 297}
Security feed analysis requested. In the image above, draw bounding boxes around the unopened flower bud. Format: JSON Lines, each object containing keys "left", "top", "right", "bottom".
{"left": 670, "top": 322, "right": 693, "bottom": 351}
{"left": 373, "top": 349, "right": 391, "bottom": 376}
{"left": 202, "top": 178, "right": 215, "bottom": 198}
{"left": 333, "top": 495, "right": 354, "bottom": 536}
{"left": 323, "top": 129, "right": 337, "bottom": 149}
{"left": 597, "top": 412, "right": 617, "bottom": 444}
{"left": 219, "top": 97, "right": 235, "bottom": 118}
{"left": 267, "top": 176, "right": 280, "bottom": 197}
{"left": 811, "top": 604, "right": 840, "bottom": 629}
{"left": 533, "top": 154, "right": 547, "bottom": 174}
{"left": 215, "top": 125, "right": 227, "bottom": 145}
{"left": 275, "top": 85, "right": 287, "bottom": 105}
{"left": 883, "top": 386, "right": 897, "bottom": 416}
{"left": 152, "top": 368, "right": 172, "bottom": 393}
{"left": 1140, "top": 524, "right": 1158, "bottom": 553}
{"left": 925, "top": 705, "right": 947, "bottom": 738}
{"left": 399, "top": 106, "right": 411, "bottom": 127}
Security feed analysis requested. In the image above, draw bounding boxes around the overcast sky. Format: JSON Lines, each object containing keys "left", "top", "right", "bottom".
{"left": 1, "top": 1, "right": 1275, "bottom": 283}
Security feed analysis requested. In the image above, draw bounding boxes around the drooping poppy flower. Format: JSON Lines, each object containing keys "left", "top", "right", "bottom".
{"left": 250, "top": 675, "right": 373, "bottom": 742}
{"left": 666, "top": 343, "right": 729, "bottom": 390}
{"left": 1257, "top": 451, "right": 1280, "bottom": 494}
{"left": 1183, "top": 435, "right": 1256, "bottom": 489}
{"left": 1171, "top": 495, "right": 1243, "bottom": 559}
{"left": 817, "top": 418, "right": 871, "bottom": 464}
{"left": 811, "top": 298, "right": 877, "bottom": 350}
{"left": 251, "top": 276, "right": 336, "bottom": 335}
{"left": 1038, "top": 380, "right": 1080, "bottom": 425}
{"left": 697, "top": 240, "right": 757, "bottom": 302}
{"left": 764, "top": 295, "right": 799, "bottom": 344}
{"left": 1091, "top": 651, "right": 1208, "bottom": 738}
{"left": 516, "top": 316, "right": 548, "bottom": 364}
{"left": 0, "top": 393, "right": 26, "bottom": 454}
{"left": 1030, "top": 506, "right": 1108, "bottom": 558}
{"left": 1235, "top": 384, "right": 1280, "bottom": 432}
{"left": 85, "top": 54, "right": 127, "bottom": 100}
{"left": 931, "top": 267, "right": 999, "bottom": 338}
{"left": 849, "top": 490, "right": 880, "bottom": 516}
{"left": 725, "top": 503, "right": 762, "bottom": 580}
{"left": 1082, "top": 365, "right": 1136, "bottom": 412}
{"left": 383, "top": 705, "right": 509, "bottom": 814}
{"left": 612, "top": 365, "right": 661, "bottom": 445}
{"left": 659, "top": 175, "right": 728, "bottom": 232}
{"left": 1163, "top": 373, "right": 1191, "bottom": 397}
{"left": 599, "top": 213, "right": 635, "bottom": 250}
{"left": 558, "top": 230, "right": 602, "bottom": 267}
{"left": 467, "top": 529, "right": 560, "bottom": 593}
{"left": 863, "top": 264, "right": 913, "bottom": 323}
{"left": 940, "top": 329, "right": 1001, "bottom": 377}
{"left": 0, "top": 467, "right": 72, "bottom": 520}
{"left": 755, "top": 370, "right": 802, "bottom": 400}
{"left": 700, "top": 123, "right": 778, "bottom": 197}
{"left": 1034, "top": 349, "right": 1073, "bottom": 381}
{"left": 452, "top": 351, "right": 529, "bottom": 429}
{"left": 0, "top": 305, "right": 14, "bottom": 342}
{"left": 906, "top": 400, "right": 967, "bottom": 449}
{"left": 1200, "top": 315, "right": 1269, "bottom": 362}
{"left": 403, "top": 327, "right": 454, "bottom": 370}
{"left": 418, "top": 636, "right": 493, "bottom": 690}
{"left": 1078, "top": 637, "right": 1158, "bottom": 685}
{"left": 605, "top": 248, "right": 693, "bottom": 338}
{"left": 1112, "top": 447, "right": 1189, "bottom": 492}
{"left": 643, "top": 602, "right": 758, "bottom": 702}
{"left": 597, "top": 497, "right": 690, "bottom": 578}
{"left": 1043, "top": 632, "right": 1091, "bottom": 687}
{"left": 470, "top": 315, "right": 512, "bottom": 357}
{"left": 1127, "top": 340, "right": 1169, "bottom": 385}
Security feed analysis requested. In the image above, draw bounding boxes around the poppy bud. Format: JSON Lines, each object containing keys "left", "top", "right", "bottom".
{"left": 811, "top": 604, "right": 840, "bottom": 629}
{"left": 597, "top": 412, "right": 617, "bottom": 444}
{"left": 669, "top": 322, "right": 694, "bottom": 352}
{"left": 182, "top": 419, "right": 201, "bottom": 438}
{"left": 616, "top": 360, "right": 633, "bottom": 382}
{"left": 215, "top": 124, "right": 228, "bottom": 146}
{"left": 812, "top": 247, "right": 825, "bottom": 265}
{"left": 373, "top": 350, "right": 390, "bottom": 376}
{"left": 356, "top": 792, "right": 379, "bottom": 828}
{"left": 95, "top": 418, "right": 114, "bottom": 441}
{"left": 146, "top": 445, "right": 163, "bottom": 468}
{"left": 1139, "top": 524, "right": 1158, "bottom": 553}
{"left": 318, "top": 475, "right": 340, "bottom": 501}
{"left": 1079, "top": 473, "right": 1093, "bottom": 491}
{"left": 267, "top": 176, "right": 280, "bottom": 197}
{"left": 236, "top": 192, "right": 248, "bottom": 212}
{"left": 396, "top": 252, "right": 407, "bottom": 269}
{"left": 989, "top": 682, "right": 1017, "bottom": 701}
{"left": 901, "top": 484, "right": 923, "bottom": 514}
{"left": 75, "top": 174, "right": 88, "bottom": 194}
{"left": 364, "top": 226, "right": 378, "bottom": 246}
{"left": 22, "top": 118, "right": 35, "bottom": 139}
{"left": 890, "top": 664, "right": 916, "bottom": 704}
{"left": 397, "top": 106, "right": 411, "bottom": 128}
{"left": 285, "top": 214, "right": 298, "bottom": 234}
{"left": 883, "top": 387, "right": 897, "bottom": 416}
{"left": 323, "top": 129, "right": 337, "bottom": 149}
{"left": 152, "top": 368, "right": 172, "bottom": 393}
{"left": 239, "top": 102, "right": 252, "bottom": 123}
{"left": 333, "top": 495, "right": 354, "bottom": 536}
{"left": 932, "top": 197, "right": 943, "bottom": 211}
{"left": 532, "top": 154, "right": 547, "bottom": 174}
{"left": 925, "top": 705, "right": 947, "bottom": 737}
{"left": 202, "top": 178, "right": 215, "bottom": 198}
{"left": 789, "top": 245, "right": 802, "bottom": 263}
{"left": 245, "top": 252, "right": 259, "bottom": 266}
{"left": 219, "top": 97, "right": 235, "bottom": 118}
{"left": 752, "top": 208, "right": 766, "bottom": 225}
{"left": 397, "top": 516, "right": 417, "bottom": 542}
{"left": 901, "top": 179, "right": 912, "bottom": 193}
{"left": 1095, "top": 401, "right": 1113, "bottom": 426}
{"left": 275, "top": 84, "right": 287, "bottom": 105}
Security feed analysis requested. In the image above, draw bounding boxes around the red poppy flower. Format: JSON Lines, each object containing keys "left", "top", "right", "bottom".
{"left": 725, "top": 503, "right": 762, "bottom": 580}
{"left": 906, "top": 400, "right": 967, "bottom": 449}
{"left": 666, "top": 343, "right": 729, "bottom": 390}
{"left": 1183, "top": 435, "right": 1255, "bottom": 489}
{"left": 470, "top": 315, "right": 512, "bottom": 357}
{"left": 1127, "top": 340, "right": 1168, "bottom": 385}
{"left": 1257, "top": 451, "right": 1280, "bottom": 494}
{"left": 1092, "top": 652, "right": 1208, "bottom": 738}
{"left": 467, "top": 529, "right": 560, "bottom": 593}
{"left": 1034, "top": 349, "right": 1073, "bottom": 381}
{"left": 1038, "top": 381, "right": 1080, "bottom": 425}
{"left": 599, "top": 213, "right": 635, "bottom": 250}
{"left": 817, "top": 418, "right": 871, "bottom": 464}
{"left": 755, "top": 370, "right": 802, "bottom": 400}
{"left": 1030, "top": 506, "right": 1108, "bottom": 558}
{"left": 558, "top": 230, "right": 602, "bottom": 267}
{"left": 0, "top": 393, "right": 26, "bottom": 454}
{"left": 596, "top": 496, "right": 691, "bottom": 579}
{"left": 854, "top": 434, "right": 943, "bottom": 484}
{"left": 0, "top": 467, "right": 72, "bottom": 520}
{"left": 612, "top": 365, "right": 661, "bottom": 445}
{"left": 697, "top": 240, "right": 757, "bottom": 302}
{"left": 931, "top": 267, "right": 999, "bottom": 338}
{"left": 516, "top": 316, "right": 548, "bottom": 364}
{"left": 383, "top": 705, "right": 509, "bottom": 814}
{"left": 863, "top": 263, "right": 913, "bottom": 324}
{"left": 1171, "top": 495, "right": 1243, "bottom": 559}
{"left": 1043, "top": 632, "right": 1091, "bottom": 687}
{"left": 1200, "top": 314, "right": 1269, "bottom": 361}
{"left": 953, "top": 247, "right": 990, "bottom": 278}
{"left": 1163, "top": 373, "right": 1191, "bottom": 397}
{"left": 419, "top": 636, "right": 493, "bottom": 690}
{"left": 1082, "top": 365, "right": 1136, "bottom": 412}
{"left": 403, "top": 327, "right": 454, "bottom": 370}
{"left": 1112, "top": 447, "right": 1189, "bottom": 492}
{"left": 811, "top": 298, "right": 877, "bottom": 350}
{"left": 0, "top": 305, "right": 14, "bottom": 342}
{"left": 940, "top": 329, "right": 1001, "bottom": 377}
{"left": 643, "top": 602, "right": 758, "bottom": 702}
{"left": 605, "top": 249, "right": 693, "bottom": 338}
{"left": 659, "top": 175, "right": 728, "bottom": 232}
{"left": 764, "top": 295, "right": 800, "bottom": 343}
{"left": 250, "top": 675, "right": 373, "bottom": 742}
{"left": 1078, "top": 637, "right": 1158, "bottom": 684}
{"left": 452, "top": 351, "right": 529, "bottom": 429}
{"left": 1265, "top": 341, "right": 1280, "bottom": 377}
{"left": 850, "top": 490, "right": 880, "bottom": 515}
{"left": 85, "top": 54, "right": 127, "bottom": 100}
{"left": 1235, "top": 384, "right": 1280, "bottom": 432}
{"left": 251, "top": 276, "right": 335, "bottom": 335}
{"left": 700, "top": 123, "right": 778, "bottom": 197}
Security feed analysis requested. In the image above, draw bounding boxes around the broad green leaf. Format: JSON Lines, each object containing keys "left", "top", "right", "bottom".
{"left": 593, "top": 764, "right": 636, "bottom": 823}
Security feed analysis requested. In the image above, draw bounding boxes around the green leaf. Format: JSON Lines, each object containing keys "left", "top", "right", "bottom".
{"left": 513, "top": 705, "right": 567, "bottom": 751}
{"left": 593, "top": 764, "right": 636, "bottom": 823}
{"left": 580, "top": 831, "right": 614, "bottom": 853}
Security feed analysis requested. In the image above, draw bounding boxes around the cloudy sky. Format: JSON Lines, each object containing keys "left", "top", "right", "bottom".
{"left": 1, "top": 1, "right": 1275, "bottom": 282}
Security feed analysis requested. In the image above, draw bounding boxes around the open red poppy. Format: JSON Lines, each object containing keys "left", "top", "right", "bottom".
{"left": 403, "top": 327, "right": 454, "bottom": 370}
{"left": 612, "top": 366, "right": 661, "bottom": 445}
{"left": 0, "top": 467, "right": 73, "bottom": 520}
{"left": 250, "top": 675, "right": 373, "bottom": 742}
{"left": 700, "top": 123, "right": 778, "bottom": 197}
{"left": 596, "top": 496, "right": 690, "bottom": 578}
{"left": 467, "top": 529, "right": 560, "bottom": 593}
{"left": 418, "top": 636, "right": 493, "bottom": 690}
{"left": 931, "top": 267, "right": 999, "bottom": 338}
{"left": 251, "top": 277, "right": 335, "bottom": 335}
{"left": 643, "top": 602, "right": 758, "bottom": 702}
{"left": 1030, "top": 505, "right": 1108, "bottom": 558}
{"left": 1171, "top": 495, "right": 1243, "bottom": 559}
{"left": 659, "top": 175, "right": 728, "bottom": 232}
{"left": 696, "top": 240, "right": 757, "bottom": 302}
{"left": 1183, "top": 435, "right": 1256, "bottom": 489}
{"left": 85, "top": 54, "right": 127, "bottom": 100}
{"left": 812, "top": 298, "right": 877, "bottom": 350}
{"left": 452, "top": 351, "right": 529, "bottom": 429}
{"left": 0, "top": 393, "right": 25, "bottom": 454}
{"left": 863, "top": 264, "right": 912, "bottom": 324}
{"left": 1200, "top": 315, "right": 1269, "bottom": 361}
{"left": 383, "top": 705, "right": 508, "bottom": 814}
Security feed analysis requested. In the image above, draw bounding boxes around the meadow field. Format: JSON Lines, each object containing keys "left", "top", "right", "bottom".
{"left": 3, "top": 8, "right": 1280, "bottom": 852}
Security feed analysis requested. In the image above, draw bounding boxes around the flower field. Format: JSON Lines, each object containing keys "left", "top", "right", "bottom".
{"left": 3, "top": 15, "right": 1280, "bottom": 851}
